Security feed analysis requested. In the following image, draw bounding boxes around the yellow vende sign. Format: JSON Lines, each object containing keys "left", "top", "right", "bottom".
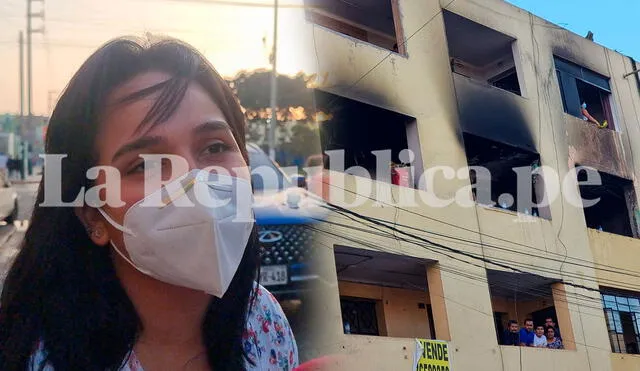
{"left": 414, "top": 339, "right": 451, "bottom": 371}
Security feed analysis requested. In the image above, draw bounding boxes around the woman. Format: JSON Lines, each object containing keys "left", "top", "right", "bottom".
{"left": 545, "top": 326, "right": 563, "bottom": 349}
{"left": 0, "top": 36, "right": 298, "bottom": 370}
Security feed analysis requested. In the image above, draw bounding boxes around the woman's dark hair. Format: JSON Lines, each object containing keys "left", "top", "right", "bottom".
{"left": 545, "top": 326, "right": 555, "bottom": 335}
{"left": 0, "top": 36, "right": 259, "bottom": 370}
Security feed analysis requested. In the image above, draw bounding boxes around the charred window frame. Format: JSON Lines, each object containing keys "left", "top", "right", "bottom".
{"left": 304, "top": 0, "right": 406, "bottom": 54}
{"left": 576, "top": 168, "right": 637, "bottom": 237}
{"left": 463, "top": 133, "right": 549, "bottom": 218}
{"left": 444, "top": 10, "right": 524, "bottom": 97}
{"left": 315, "top": 90, "right": 422, "bottom": 188}
{"left": 601, "top": 289, "right": 640, "bottom": 354}
{"left": 554, "top": 56, "right": 615, "bottom": 129}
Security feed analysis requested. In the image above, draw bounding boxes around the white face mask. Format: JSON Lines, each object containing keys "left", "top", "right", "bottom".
{"left": 98, "top": 169, "right": 255, "bottom": 298}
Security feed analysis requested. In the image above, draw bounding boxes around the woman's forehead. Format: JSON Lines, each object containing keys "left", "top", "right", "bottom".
{"left": 109, "top": 71, "right": 173, "bottom": 102}
{"left": 97, "top": 71, "right": 227, "bottom": 160}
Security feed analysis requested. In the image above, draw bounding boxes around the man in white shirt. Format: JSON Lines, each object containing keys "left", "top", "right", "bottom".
{"left": 533, "top": 325, "right": 547, "bottom": 347}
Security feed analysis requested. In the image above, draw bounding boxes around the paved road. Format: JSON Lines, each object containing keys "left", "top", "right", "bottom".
{"left": 0, "top": 182, "right": 39, "bottom": 285}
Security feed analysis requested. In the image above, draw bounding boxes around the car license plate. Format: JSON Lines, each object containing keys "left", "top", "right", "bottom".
{"left": 260, "top": 265, "right": 288, "bottom": 286}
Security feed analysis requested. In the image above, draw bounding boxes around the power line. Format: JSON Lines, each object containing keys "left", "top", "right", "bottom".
{"left": 308, "top": 219, "right": 613, "bottom": 320}
{"left": 317, "top": 199, "right": 636, "bottom": 297}
{"left": 317, "top": 208, "right": 640, "bottom": 298}
{"left": 322, "top": 204, "right": 640, "bottom": 297}
{"left": 309, "top": 213, "right": 620, "bottom": 325}
{"left": 313, "top": 178, "right": 640, "bottom": 278}
{"left": 324, "top": 0, "right": 456, "bottom": 108}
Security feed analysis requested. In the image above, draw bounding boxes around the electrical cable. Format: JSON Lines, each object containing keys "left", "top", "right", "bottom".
{"left": 319, "top": 207, "right": 640, "bottom": 299}
{"left": 324, "top": 0, "right": 457, "bottom": 108}
{"left": 312, "top": 178, "right": 640, "bottom": 279}
{"left": 312, "top": 212, "right": 628, "bottom": 312}
{"left": 316, "top": 199, "right": 640, "bottom": 296}
{"left": 327, "top": 209, "right": 637, "bottom": 302}
{"left": 306, "top": 220, "right": 621, "bottom": 354}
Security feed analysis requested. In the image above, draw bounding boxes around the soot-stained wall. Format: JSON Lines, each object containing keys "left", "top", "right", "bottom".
{"left": 566, "top": 115, "right": 632, "bottom": 180}
{"left": 453, "top": 74, "right": 536, "bottom": 153}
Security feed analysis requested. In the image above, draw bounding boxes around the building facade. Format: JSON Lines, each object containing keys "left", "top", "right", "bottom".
{"left": 298, "top": 0, "right": 640, "bottom": 370}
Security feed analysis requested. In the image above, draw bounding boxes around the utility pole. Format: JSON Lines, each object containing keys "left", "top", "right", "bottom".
{"left": 47, "top": 90, "right": 58, "bottom": 114}
{"left": 19, "top": 32, "right": 24, "bottom": 118}
{"left": 268, "top": 0, "right": 279, "bottom": 161}
{"left": 26, "top": 0, "right": 44, "bottom": 179}
{"left": 27, "top": 0, "right": 45, "bottom": 117}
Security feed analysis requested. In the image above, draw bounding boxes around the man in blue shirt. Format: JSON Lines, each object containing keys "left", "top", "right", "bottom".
{"left": 519, "top": 318, "right": 535, "bottom": 346}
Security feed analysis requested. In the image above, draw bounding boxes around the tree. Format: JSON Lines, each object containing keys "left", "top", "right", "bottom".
{"left": 226, "top": 70, "right": 326, "bottom": 166}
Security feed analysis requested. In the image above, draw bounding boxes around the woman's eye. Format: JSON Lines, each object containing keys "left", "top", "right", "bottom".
{"left": 127, "top": 160, "right": 160, "bottom": 175}
{"left": 204, "top": 142, "right": 230, "bottom": 155}
{"left": 129, "top": 161, "right": 145, "bottom": 174}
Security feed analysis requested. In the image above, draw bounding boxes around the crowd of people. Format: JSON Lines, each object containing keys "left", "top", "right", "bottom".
{"left": 502, "top": 317, "right": 564, "bottom": 349}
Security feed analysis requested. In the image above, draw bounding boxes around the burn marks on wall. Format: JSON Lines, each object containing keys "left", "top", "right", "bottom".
{"left": 566, "top": 115, "right": 631, "bottom": 180}
{"left": 314, "top": 89, "right": 420, "bottom": 184}
{"left": 454, "top": 77, "right": 536, "bottom": 152}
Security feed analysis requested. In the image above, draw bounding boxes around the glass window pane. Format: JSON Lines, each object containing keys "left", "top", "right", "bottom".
{"left": 604, "top": 295, "right": 618, "bottom": 310}
{"left": 605, "top": 310, "right": 615, "bottom": 331}
{"left": 616, "top": 296, "right": 630, "bottom": 312}
{"left": 610, "top": 332, "right": 621, "bottom": 353}
{"left": 614, "top": 311, "right": 623, "bottom": 333}
{"left": 630, "top": 298, "right": 640, "bottom": 312}
{"left": 603, "top": 295, "right": 616, "bottom": 303}
{"left": 617, "top": 296, "right": 629, "bottom": 305}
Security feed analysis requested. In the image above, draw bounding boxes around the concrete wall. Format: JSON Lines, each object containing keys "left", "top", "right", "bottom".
{"left": 302, "top": 0, "right": 640, "bottom": 370}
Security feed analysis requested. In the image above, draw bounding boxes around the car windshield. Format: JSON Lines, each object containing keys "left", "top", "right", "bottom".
{"left": 248, "top": 147, "right": 292, "bottom": 191}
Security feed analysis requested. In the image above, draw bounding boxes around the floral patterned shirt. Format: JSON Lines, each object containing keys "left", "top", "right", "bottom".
{"left": 546, "top": 337, "right": 564, "bottom": 349}
{"left": 29, "top": 284, "right": 298, "bottom": 370}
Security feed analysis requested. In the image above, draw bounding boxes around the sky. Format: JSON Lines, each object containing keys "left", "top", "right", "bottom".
{"left": 506, "top": 0, "right": 640, "bottom": 60}
{"left": 0, "top": 0, "right": 317, "bottom": 116}
{"left": 1, "top": 1, "right": 637, "bottom": 117}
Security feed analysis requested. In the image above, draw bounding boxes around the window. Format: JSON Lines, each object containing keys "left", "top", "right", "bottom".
{"left": 443, "top": 10, "right": 523, "bottom": 96}
{"left": 601, "top": 290, "right": 640, "bottom": 354}
{"left": 554, "top": 56, "right": 615, "bottom": 129}
{"left": 487, "top": 270, "right": 564, "bottom": 347}
{"left": 489, "top": 68, "right": 521, "bottom": 96}
{"left": 577, "top": 168, "right": 636, "bottom": 237}
{"left": 341, "top": 297, "right": 380, "bottom": 335}
{"left": 315, "top": 90, "right": 422, "bottom": 188}
{"left": 334, "top": 245, "right": 436, "bottom": 339}
{"left": 463, "top": 133, "right": 548, "bottom": 218}
{"left": 304, "top": 0, "right": 404, "bottom": 53}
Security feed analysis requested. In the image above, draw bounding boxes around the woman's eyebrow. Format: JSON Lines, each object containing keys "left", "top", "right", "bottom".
{"left": 193, "top": 120, "right": 230, "bottom": 135}
{"left": 112, "top": 135, "right": 167, "bottom": 162}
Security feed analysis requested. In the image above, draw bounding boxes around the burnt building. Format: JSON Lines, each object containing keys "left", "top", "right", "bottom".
{"left": 299, "top": 1, "right": 640, "bottom": 370}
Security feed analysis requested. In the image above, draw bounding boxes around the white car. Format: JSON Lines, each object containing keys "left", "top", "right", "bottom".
{"left": 0, "top": 171, "right": 18, "bottom": 224}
